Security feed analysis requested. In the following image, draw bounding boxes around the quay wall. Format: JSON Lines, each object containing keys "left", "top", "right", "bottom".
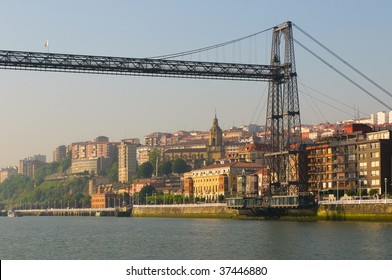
{"left": 318, "top": 203, "right": 392, "bottom": 221}
{"left": 131, "top": 203, "right": 392, "bottom": 221}
{"left": 131, "top": 204, "right": 239, "bottom": 218}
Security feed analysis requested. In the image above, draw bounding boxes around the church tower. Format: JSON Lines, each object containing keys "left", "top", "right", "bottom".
{"left": 207, "top": 113, "right": 224, "bottom": 163}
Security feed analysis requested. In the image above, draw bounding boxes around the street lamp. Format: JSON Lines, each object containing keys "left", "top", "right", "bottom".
{"left": 385, "top": 178, "right": 387, "bottom": 203}
{"left": 359, "top": 178, "right": 362, "bottom": 204}
{"left": 153, "top": 192, "right": 156, "bottom": 205}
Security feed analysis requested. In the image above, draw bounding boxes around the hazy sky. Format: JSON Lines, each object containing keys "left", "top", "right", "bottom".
{"left": 1, "top": 0, "right": 391, "bottom": 167}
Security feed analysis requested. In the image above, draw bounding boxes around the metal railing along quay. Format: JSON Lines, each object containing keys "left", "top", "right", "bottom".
{"left": 134, "top": 203, "right": 227, "bottom": 208}
{"left": 319, "top": 199, "right": 392, "bottom": 205}
{"left": 15, "top": 207, "right": 117, "bottom": 216}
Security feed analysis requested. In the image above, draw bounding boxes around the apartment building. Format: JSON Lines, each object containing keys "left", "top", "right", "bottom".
{"left": 71, "top": 136, "right": 118, "bottom": 160}
{"left": 18, "top": 155, "right": 46, "bottom": 178}
{"left": 118, "top": 139, "right": 137, "bottom": 183}
{"left": 306, "top": 129, "right": 392, "bottom": 197}
{"left": 357, "top": 130, "right": 392, "bottom": 195}
{"left": 53, "top": 145, "right": 67, "bottom": 163}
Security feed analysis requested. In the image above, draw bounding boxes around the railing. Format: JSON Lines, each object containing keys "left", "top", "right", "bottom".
{"left": 319, "top": 199, "right": 392, "bottom": 205}
{"left": 134, "top": 203, "right": 227, "bottom": 208}
{"left": 16, "top": 207, "right": 116, "bottom": 213}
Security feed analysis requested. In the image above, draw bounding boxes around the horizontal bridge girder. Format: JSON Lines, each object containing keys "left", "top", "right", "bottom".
{"left": 0, "top": 50, "right": 284, "bottom": 81}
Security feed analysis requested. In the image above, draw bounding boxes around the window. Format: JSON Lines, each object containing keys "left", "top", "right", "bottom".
{"left": 360, "top": 171, "right": 367, "bottom": 176}
{"left": 371, "top": 179, "right": 380, "bottom": 186}
{"left": 358, "top": 144, "right": 366, "bottom": 151}
{"left": 371, "top": 161, "right": 380, "bottom": 167}
{"left": 371, "top": 170, "right": 380, "bottom": 176}
{"left": 359, "top": 162, "right": 367, "bottom": 168}
{"left": 370, "top": 152, "right": 379, "bottom": 158}
{"left": 358, "top": 153, "right": 366, "bottom": 160}
{"left": 370, "top": 143, "right": 379, "bottom": 149}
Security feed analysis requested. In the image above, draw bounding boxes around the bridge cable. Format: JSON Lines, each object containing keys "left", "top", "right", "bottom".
{"left": 147, "top": 26, "right": 275, "bottom": 60}
{"left": 299, "top": 88, "right": 353, "bottom": 118}
{"left": 299, "top": 79, "right": 368, "bottom": 116}
{"left": 250, "top": 83, "right": 268, "bottom": 124}
{"left": 293, "top": 23, "right": 392, "bottom": 99}
{"left": 294, "top": 38, "right": 392, "bottom": 111}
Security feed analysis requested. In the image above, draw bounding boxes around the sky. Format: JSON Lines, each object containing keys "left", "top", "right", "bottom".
{"left": 0, "top": 0, "right": 391, "bottom": 167}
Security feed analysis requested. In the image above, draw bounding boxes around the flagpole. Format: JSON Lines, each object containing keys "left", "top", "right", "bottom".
{"left": 45, "top": 39, "right": 49, "bottom": 53}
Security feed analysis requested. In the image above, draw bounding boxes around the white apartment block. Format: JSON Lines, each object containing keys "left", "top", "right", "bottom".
{"left": 377, "top": 111, "right": 389, "bottom": 125}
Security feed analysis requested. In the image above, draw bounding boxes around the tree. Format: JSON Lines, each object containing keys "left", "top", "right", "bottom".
{"left": 139, "top": 185, "right": 156, "bottom": 204}
{"left": 160, "top": 160, "right": 172, "bottom": 176}
{"left": 107, "top": 162, "right": 118, "bottom": 182}
{"left": 172, "top": 158, "right": 190, "bottom": 175}
{"left": 148, "top": 148, "right": 162, "bottom": 173}
{"left": 59, "top": 157, "right": 71, "bottom": 172}
{"left": 138, "top": 161, "right": 154, "bottom": 178}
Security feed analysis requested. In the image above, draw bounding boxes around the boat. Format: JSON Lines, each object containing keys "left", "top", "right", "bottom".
{"left": 7, "top": 209, "right": 16, "bottom": 218}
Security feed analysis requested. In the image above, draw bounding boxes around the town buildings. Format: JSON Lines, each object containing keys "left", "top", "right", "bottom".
{"left": 184, "top": 161, "right": 263, "bottom": 202}
{"left": 306, "top": 126, "right": 392, "bottom": 197}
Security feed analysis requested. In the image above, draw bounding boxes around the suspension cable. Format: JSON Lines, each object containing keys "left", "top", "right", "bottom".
{"left": 299, "top": 79, "right": 368, "bottom": 116}
{"left": 147, "top": 26, "right": 275, "bottom": 60}
{"left": 293, "top": 23, "right": 392, "bottom": 99}
{"left": 294, "top": 38, "right": 392, "bottom": 111}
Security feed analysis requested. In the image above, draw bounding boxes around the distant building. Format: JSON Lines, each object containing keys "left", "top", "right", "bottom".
{"left": 0, "top": 167, "right": 18, "bottom": 183}
{"left": 71, "top": 157, "right": 112, "bottom": 175}
{"left": 118, "top": 139, "right": 137, "bottom": 183}
{"left": 53, "top": 145, "right": 67, "bottom": 163}
{"left": 136, "top": 145, "right": 153, "bottom": 165}
{"left": 71, "top": 136, "right": 118, "bottom": 160}
{"left": 377, "top": 111, "right": 389, "bottom": 125}
{"left": 238, "top": 143, "right": 266, "bottom": 164}
{"left": 18, "top": 155, "right": 46, "bottom": 178}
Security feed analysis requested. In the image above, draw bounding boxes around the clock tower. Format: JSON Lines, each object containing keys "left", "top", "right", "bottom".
{"left": 207, "top": 113, "right": 225, "bottom": 163}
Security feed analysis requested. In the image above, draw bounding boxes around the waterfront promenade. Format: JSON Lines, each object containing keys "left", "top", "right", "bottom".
{"left": 14, "top": 207, "right": 117, "bottom": 216}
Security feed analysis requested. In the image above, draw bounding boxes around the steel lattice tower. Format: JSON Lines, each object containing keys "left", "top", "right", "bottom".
{"left": 265, "top": 22, "right": 306, "bottom": 196}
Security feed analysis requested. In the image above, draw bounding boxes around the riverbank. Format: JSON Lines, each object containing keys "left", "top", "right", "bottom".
{"left": 131, "top": 203, "right": 239, "bottom": 219}
{"left": 131, "top": 203, "right": 392, "bottom": 222}
{"left": 317, "top": 203, "right": 392, "bottom": 221}
{"left": 6, "top": 202, "right": 392, "bottom": 221}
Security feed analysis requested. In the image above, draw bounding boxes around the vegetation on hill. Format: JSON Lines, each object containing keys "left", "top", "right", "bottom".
{"left": 0, "top": 174, "right": 90, "bottom": 210}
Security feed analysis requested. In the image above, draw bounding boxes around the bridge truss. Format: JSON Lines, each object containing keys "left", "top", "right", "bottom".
{"left": 0, "top": 50, "right": 282, "bottom": 82}
{"left": 0, "top": 21, "right": 307, "bottom": 197}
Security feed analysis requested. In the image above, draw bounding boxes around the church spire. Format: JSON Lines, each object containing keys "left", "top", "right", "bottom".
{"left": 209, "top": 112, "right": 222, "bottom": 146}
{"left": 213, "top": 110, "right": 218, "bottom": 126}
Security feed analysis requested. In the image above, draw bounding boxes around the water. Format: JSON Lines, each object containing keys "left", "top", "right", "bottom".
{"left": 1, "top": 216, "right": 392, "bottom": 260}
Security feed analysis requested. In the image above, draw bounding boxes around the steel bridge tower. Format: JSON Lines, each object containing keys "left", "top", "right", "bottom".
{"left": 265, "top": 21, "right": 306, "bottom": 196}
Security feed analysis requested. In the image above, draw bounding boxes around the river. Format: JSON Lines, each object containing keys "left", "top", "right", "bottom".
{"left": 1, "top": 216, "right": 391, "bottom": 259}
